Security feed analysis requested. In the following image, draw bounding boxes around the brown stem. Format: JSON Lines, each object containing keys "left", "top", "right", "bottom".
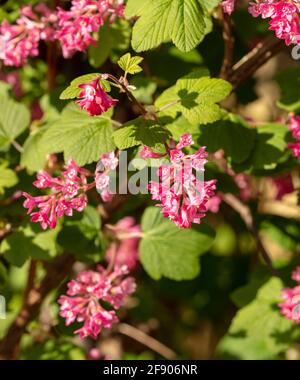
{"left": 227, "top": 36, "right": 284, "bottom": 89}
{"left": 220, "top": 12, "right": 234, "bottom": 80}
{"left": 221, "top": 193, "right": 279, "bottom": 276}
{"left": 106, "top": 74, "right": 148, "bottom": 116}
{"left": 117, "top": 323, "right": 177, "bottom": 360}
{"left": 0, "top": 253, "right": 75, "bottom": 359}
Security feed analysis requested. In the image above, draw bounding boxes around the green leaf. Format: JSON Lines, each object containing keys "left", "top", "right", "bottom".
{"left": 89, "top": 20, "right": 131, "bottom": 68}
{"left": 59, "top": 74, "right": 100, "bottom": 100}
{"left": 21, "top": 126, "right": 49, "bottom": 172}
{"left": 21, "top": 340, "right": 85, "bottom": 360}
{"left": 276, "top": 68, "right": 300, "bottom": 113}
{"left": 0, "top": 232, "right": 42, "bottom": 267}
{"left": 58, "top": 207, "right": 104, "bottom": 264}
{"left": 202, "top": 0, "right": 221, "bottom": 10}
{"left": 171, "top": 0, "right": 206, "bottom": 52}
{"left": 0, "top": 224, "right": 61, "bottom": 266}
{"left": 0, "top": 97, "right": 30, "bottom": 147}
{"left": 41, "top": 104, "right": 115, "bottom": 166}
{"left": 125, "top": 0, "right": 148, "bottom": 17}
{"left": 243, "top": 123, "right": 288, "bottom": 171}
{"left": 118, "top": 53, "right": 144, "bottom": 75}
{"left": 155, "top": 86, "right": 182, "bottom": 118}
{"left": 155, "top": 70, "right": 232, "bottom": 125}
{"left": 0, "top": 164, "right": 18, "bottom": 194}
{"left": 131, "top": 0, "right": 208, "bottom": 53}
{"left": 139, "top": 207, "right": 215, "bottom": 280}
{"left": 218, "top": 277, "right": 300, "bottom": 359}
{"left": 113, "top": 117, "right": 171, "bottom": 149}
{"left": 0, "top": 262, "right": 8, "bottom": 288}
{"left": 131, "top": 77, "right": 157, "bottom": 104}
{"left": 0, "top": 81, "right": 11, "bottom": 97}
{"left": 176, "top": 72, "right": 232, "bottom": 124}
{"left": 197, "top": 116, "right": 256, "bottom": 164}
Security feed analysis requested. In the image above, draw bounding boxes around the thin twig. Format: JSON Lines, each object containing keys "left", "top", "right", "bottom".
{"left": 11, "top": 140, "right": 23, "bottom": 153}
{"left": 220, "top": 11, "right": 234, "bottom": 80}
{"left": 221, "top": 193, "right": 279, "bottom": 276}
{"left": 117, "top": 323, "right": 177, "bottom": 360}
{"left": 228, "top": 37, "right": 284, "bottom": 88}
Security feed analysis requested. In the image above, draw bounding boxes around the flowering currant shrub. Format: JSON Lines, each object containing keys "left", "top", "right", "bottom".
{"left": 0, "top": 0, "right": 300, "bottom": 361}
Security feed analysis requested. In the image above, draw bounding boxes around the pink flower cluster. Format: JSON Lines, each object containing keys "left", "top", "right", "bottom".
{"left": 279, "top": 267, "right": 300, "bottom": 323}
{"left": 221, "top": 0, "right": 236, "bottom": 15}
{"left": 287, "top": 115, "right": 300, "bottom": 157}
{"left": 23, "top": 160, "right": 92, "bottom": 230}
{"left": 58, "top": 265, "right": 136, "bottom": 339}
{"left": 106, "top": 217, "right": 141, "bottom": 270}
{"left": 56, "top": 0, "right": 124, "bottom": 58}
{"left": 95, "top": 151, "right": 119, "bottom": 201}
{"left": 141, "top": 134, "right": 217, "bottom": 229}
{"left": 76, "top": 78, "right": 118, "bottom": 116}
{"left": 0, "top": 1, "right": 124, "bottom": 67}
{"left": 0, "top": 4, "right": 57, "bottom": 67}
{"left": 249, "top": 0, "right": 300, "bottom": 45}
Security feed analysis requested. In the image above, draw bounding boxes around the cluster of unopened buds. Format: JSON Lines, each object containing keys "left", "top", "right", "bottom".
{"left": 0, "top": 0, "right": 125, "bottom": 67}
{"left": 279, "top": 267, "right": 300, "bottom": 323}
{"left": 58, "top": 264, "right": 136, "bottom": 339}
{"left": 140, "top": 134, "right": 217, "bottom": 229}
{"left": 287, "top": 114, "right": 300, "bottom": 157}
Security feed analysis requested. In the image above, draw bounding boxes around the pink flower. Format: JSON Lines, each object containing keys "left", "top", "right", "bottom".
{"left": 58, "top": 265, "right": 136, "bottom": 339}
{"left": 146, "top": 134, "right": 217, "bottom": 229}
{"left": 106, "top": 217, "right": 141, "bottom": 270}
{"left": 22, "top": 159, "right": 92, "bottom": 230}
{"left": 292, "top": 267, "right": 300, "bottom": 283}
{"left": 95, "top": 151, "right": 119, "bottom": 202}
{"left": 279, "top": 268, "right": 300, "bottom": 323}
{"left": 140, "top": 146, "right": 165, "bottom": 159}
{"left": 287, "top": 114, "right": 300, "bottom": 158}
{"left": 234, "top": 173, "right": 252, "bottom": 201}
{"left": 0, "top": 4, "right": 57, "bottom": 67}
{"left": 55, "top": 0, "right": 124, "bottom": 58}
{"left": 248, "top": 1, "right": 300, "bottom": 45}
{"left": 206, "top": 195, "right": 222, "bottom": 214}
{"left": 76, "top": 78, "right": 118, "bottom": 116}
{"left": 221, "top": 0, "right": 236, "bottom": 15}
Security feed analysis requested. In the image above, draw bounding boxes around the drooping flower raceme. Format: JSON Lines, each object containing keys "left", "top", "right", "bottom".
{"left": 143, "top": 134, "right": 217, "bottom": 229}
{"left": 287, "top": 114, "right": 300, "bottom": 158}
{"left": 279, "top": 267, "right": 300, "bottom": 323}
{"left": 249, "top": 0, "right": 300, "bottom": 45}
{"left": 0, "top": 4, "right": 57, "bottom": 67}
{"left": 0, "top": 1, "right": 124, "bottom": 67}
{"left": 55, "top": 0, "right": 124, "bottom": 58}
{"left": 106, "top": 217, "right": 141, "bottom": 270}
{"left": 22, "top": 160, "right": 93, "bottom": 230}
{"left": 76, "top": 78, "right": 118, "bottom": 116}
{"left": 58, "top": 265, "right": 136, "bottom": 339}
{"left": 95, "top": 151, "right": 119, "bottom": 202}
